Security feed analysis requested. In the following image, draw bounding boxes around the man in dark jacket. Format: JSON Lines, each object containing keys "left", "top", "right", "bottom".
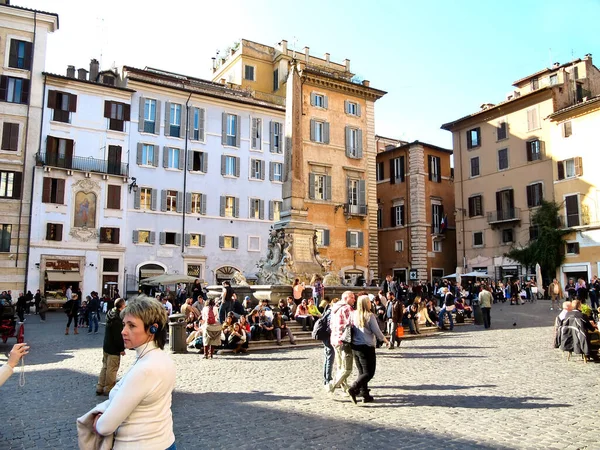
{"left": 96, "top": 298, "right": 126, "bottom": 396}
{"left": 87, "top": 292, "right": 101, "bottom": 334}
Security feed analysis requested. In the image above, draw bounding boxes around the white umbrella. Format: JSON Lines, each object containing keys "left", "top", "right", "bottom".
{"left": 442, "top": 273, "right": 457, "bottom": 279}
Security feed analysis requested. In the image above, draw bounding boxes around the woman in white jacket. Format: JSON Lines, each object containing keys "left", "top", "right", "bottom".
{"left": 91, "top": 296, "right": 176, "bottom": 450}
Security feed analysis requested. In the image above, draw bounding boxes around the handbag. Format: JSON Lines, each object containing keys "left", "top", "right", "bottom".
{"left": 340, "top": 323, "right": 353, "bottom": 345}
{"left": 396, "top": 325, "right": 404, "bottom": 338}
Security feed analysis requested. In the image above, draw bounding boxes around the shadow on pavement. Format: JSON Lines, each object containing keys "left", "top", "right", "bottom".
{"left": 374, "top": 384, "right": 497, "bottom": 391}
{"left": 368, "top": 394, "right": 572, "bottom": 409}
{"left": 380, "top": 353, "right": 483, "bottom": 359}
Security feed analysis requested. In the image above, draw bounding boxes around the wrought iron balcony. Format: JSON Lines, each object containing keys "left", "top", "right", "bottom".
{"left": 36, "top": 152, "right": 128, "bottom": 177}
{"left": 345, "top": 203, "right": 367, "bottom": 216}
{"left": 487, "top": 208, "right": 521, "bottom": 224}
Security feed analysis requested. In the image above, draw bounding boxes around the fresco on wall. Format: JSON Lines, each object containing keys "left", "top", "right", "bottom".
{"left": 74, "top": 191, "right": 96, "bottom": 228}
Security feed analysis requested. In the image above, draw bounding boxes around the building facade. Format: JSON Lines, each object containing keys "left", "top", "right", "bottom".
{"left": 442, "top": 55, "right": 600, "bottom": 280}
{"left": 0, "top": 3, "right": 57, "bottom": 292}
{"left": 211, "top": 39, "right": 386, "bottom": 283}
{"left": 376, "top": 141, "right": 456, "bottom": 283}
{"left": 121, "top": 66, "right": 285, "bottom": 289}
{"left": 28, "top": 63, "right": 132, "bottom": 299}
{"left": 547, "top": 97, "right": 600, "bottom": 283}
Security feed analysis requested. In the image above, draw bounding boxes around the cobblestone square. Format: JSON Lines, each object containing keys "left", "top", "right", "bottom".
{"left": 1, "top": 301, "right": 598, "bottom": 450}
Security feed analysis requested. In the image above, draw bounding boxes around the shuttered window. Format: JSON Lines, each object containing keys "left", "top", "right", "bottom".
{"left": 0, "top": 76, "right": 30, "bottom": 104}
{"left": 470, "top": 157, "right": 480, "bottom": 177}
{"left": 1, "top": 123, "right": 19, "bottom": 151}
{"left": 526, "top": 140, "right": 542, "bottom": 162}
{"left": 99, "top": 227, "right": 120, "bottom": 244}
{"left": 104, "top": 101, "right": 130, "bottom": 132}
{"left": 8, "top": 39, "right": 32, "bottom": 70}
{"left": 527, "top": 108, "right": 539, "bottom": 131}
{"left": 468, "top": 195, "right": 483, "bottom": 217}
{"left": 466, "top": 127, "right": 480, "bottom": 149}
{"left": 526, "top": 183, "right": 543, "bottom": 208}
{"left": 106, "top": 185, "right": 121, "bottom": 210}
{"left": 498, "top": 148, "right": 509, "bottom": 170}
{"left": 557, "top": 157, "right": 583, "bottom": 180}
{"left": 565, "top": 195, "right": 580, "bottom": 227}
{"left": 48, "top": 90, "right": 77, "bottom": 123}
{"left": 497, "top": 121, "right": 507, "bottom": 140}
{"left": 45, "top": 223, "right": 63, "bottom": 241}
{"left": 0, "top": 171, "right": 22, "bottom": 199}
{"left": 41, "top": 177, "right": 65, "bottom": 204}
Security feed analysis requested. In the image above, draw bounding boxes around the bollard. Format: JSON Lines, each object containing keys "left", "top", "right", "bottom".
{"left": 168, "top": 313, "right": 187, "bottom": 354}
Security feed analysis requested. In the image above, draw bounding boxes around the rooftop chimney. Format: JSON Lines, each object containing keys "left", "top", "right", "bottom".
{"left": 324, "top": 53, "right": 330, "bottom": 63}
{"left": 66, "top": 65, "right": 75, "bottom": 78}
{"left": 362, "top": 80, "right": 370, "bottom": 87}
{"left": 89, "top": 59, "right": 99, "bottom": 82}
{"left": 211, "top": 57, "right": 216, "bottom": 71}
{"left": 220, "top": 78, "right": 226, "bottom": 85}
{"left": 553, "top": 62, "right": 560, "bottom": 68}
{"left": 303, "top": 46, "right": 310, "bottom": 63}
{"left": 343, "top": 58, "right": 351, "bottom": 72}
{"left": 280, "top": 40, "right": 288, "bottom": 53}
{"left": 585, "top": 53, "right": 592, "bottom": 60}
{"left": 77, "top": 68, "right": 88, "bottom": 81}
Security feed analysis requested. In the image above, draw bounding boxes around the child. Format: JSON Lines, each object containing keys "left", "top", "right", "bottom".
{"left": 78, "top": 300, "right": 88, "bottom": 328}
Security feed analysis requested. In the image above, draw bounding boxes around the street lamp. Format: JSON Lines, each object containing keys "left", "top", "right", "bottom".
{"left": 128, "top": 177, "right": 138, "bottom": 193}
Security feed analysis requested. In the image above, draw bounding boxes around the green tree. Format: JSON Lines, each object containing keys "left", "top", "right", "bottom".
{"left": 505, "top": 200, "right": 568, "bottom": 280}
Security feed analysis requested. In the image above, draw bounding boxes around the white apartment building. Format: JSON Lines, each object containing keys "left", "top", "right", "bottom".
{"left": 121, "top": 66, "right": 285, "bottom": 290}
{"left": 28, "top": 61, "right": 132, "bottom": 298}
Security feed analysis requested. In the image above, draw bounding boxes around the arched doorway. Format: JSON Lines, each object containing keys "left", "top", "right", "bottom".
{"left": 215, "top": 265, "right": 240, "bottom": 285}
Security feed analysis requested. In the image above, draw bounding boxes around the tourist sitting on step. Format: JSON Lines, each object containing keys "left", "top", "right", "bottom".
{"left": 273, "top": 311, "right": 297, "bottom": 346}
{"left": 248, "top": 310, "right": 261, "bottom": 341}
{"left": 278, "top": 299, "right": 291, "bottom": 321}
{"left": 227, "top": 323, "right": 248, "bottom": 353}
{"left": 259, "top": 310, "right": 275, "bottom": 340}
{"left": 295, "top": 299, "right": 314, "bottom": 331}
{"left": 307, "top": 298, "right": 322, "bottom": 319}
{"left": 286, "top": 296, "right": 297, "bottom": 320}
{"left": 242, "top": 296, "right": 253, "bottom": 316}
{"left": 221, "top": 315, "right": 235, "bottom": 347}
{"left": 454, "top": 297, "right": 472, "bottom": 319}
{"left": 239, "top": 315, "right": 250, "bottom": 336}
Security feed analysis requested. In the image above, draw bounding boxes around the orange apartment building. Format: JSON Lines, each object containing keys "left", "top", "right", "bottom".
{"left": 212, "top": 39, "right": 386, "bottom": 283}
{"left": 376, "top": 141, "right": 456, "bottom": 283}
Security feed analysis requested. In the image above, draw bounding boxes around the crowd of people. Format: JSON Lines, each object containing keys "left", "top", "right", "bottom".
{"left": 554, "top": 298, "right": 600, "bottom": 361}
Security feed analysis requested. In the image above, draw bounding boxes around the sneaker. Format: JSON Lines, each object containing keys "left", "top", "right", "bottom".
{"left": 326, "top": 381, "right": 335, "bottom": 394}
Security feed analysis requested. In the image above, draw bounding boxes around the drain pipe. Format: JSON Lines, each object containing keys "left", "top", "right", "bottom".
{"left": 181, "top": 91, "right": 192, "bottom": 254}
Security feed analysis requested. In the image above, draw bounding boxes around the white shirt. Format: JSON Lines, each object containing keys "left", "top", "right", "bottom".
{"left": 164, "top": 301, "right": 173, "bottom": 316}
{"left": 65, "top": 288, "right": 72, "bottom": 300}
{"left": 95, "top": 341, "right": 176, "bottom": 450}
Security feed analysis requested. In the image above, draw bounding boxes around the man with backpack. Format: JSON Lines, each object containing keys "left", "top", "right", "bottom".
{"left": 327, "top": 291, "right": 356, "bottom": 394}
{"left": 312, "top": 300, "right": 334, "bottom": 389}
{"left": 438, "top": 287, "right": 455, "bottom": 331}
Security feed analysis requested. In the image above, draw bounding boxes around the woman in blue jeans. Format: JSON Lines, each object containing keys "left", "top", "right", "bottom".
{"left": 348, "top": 296, "right": 389, "bottom": 404}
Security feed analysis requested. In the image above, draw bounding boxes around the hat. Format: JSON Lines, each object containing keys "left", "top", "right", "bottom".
{"left": 368, "top": 294, "right": 375, "bottom": 302}
{"left": 244, "top": 296, "right": 250, "bottom": 300}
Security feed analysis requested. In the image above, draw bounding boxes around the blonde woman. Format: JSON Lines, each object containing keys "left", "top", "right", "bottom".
{"left": 348, "top": 295, "right": 389, "bottom": 405}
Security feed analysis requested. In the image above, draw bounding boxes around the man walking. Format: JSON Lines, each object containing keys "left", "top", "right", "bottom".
{"left": 548, "top": 278, "right": 562, "bottom": 311}
{"left": 88, "top": 292, "right": 100, "bottom": 334}
{"left": 327, "top": 291, "right": 355, "bottom": 394}
{"left": 479, "top": 284, "right": 493, "bottom": 329}
{"left": 96, "top": 298, "right": 126, "bottom": 396}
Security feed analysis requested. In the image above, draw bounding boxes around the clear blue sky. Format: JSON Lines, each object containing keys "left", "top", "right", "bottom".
{"left": 19, "top": 0, "right": 600, "bottom": 148}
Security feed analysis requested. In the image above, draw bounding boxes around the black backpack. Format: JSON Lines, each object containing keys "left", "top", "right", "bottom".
{"left": 445, "top": 293, "right": 455, "bottom": 307}
{"left": 312, "top": 308, "right": 331, "bottom": 341}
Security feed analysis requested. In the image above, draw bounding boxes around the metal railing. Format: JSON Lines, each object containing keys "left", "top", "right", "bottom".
{"left": 37, "top": 152, "right": 128, "bottom": 176}
{"left": 345, "top": 203, "right": 367, "bottom": 216}
{"left": 487, "top": 208, "right": 521, "bottom": 224}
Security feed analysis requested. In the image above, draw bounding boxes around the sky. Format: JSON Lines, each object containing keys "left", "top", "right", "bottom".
{"left": 17, "top": 0, "right": 600, "bottom": 148}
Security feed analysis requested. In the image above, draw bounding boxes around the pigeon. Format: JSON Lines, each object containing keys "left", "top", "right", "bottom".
{"left": 513, "top": 322, "right": 517, "bottom": 327}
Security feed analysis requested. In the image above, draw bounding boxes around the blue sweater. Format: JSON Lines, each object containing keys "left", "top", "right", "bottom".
{"left": 352, "top": 312, "right": 385, "bottom": 347}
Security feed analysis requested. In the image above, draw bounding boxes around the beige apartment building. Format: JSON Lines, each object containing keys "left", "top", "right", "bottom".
{"left": 212, "top": 39, "right": 386, "bottom": 283}
{"left": 442, "top": 54, "right": 600, "bottom": 281}
{"left": 0, "top": 3, "right": 58, "bottom": 292}
{"left": 547, "top": 97, "right": 600, "bottom": 283}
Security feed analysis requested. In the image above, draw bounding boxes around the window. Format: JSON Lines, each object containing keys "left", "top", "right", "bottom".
{"left": 0, "top": 76, "right": 30, "bottom": 104}
{"left": 220, "top": 235, "right": 239, "bottom": 249}
{"left": 0, "top": 224, "right": 11, "bottom": 252}
{"left": 377, "top": 208, "right": 382, "bottom": 228}
{"left": 468, "top": 195, "right": 483, "bottom": 217}
{"left": 269, "top": 200, "right": 282, "bottom": 221}
{"left": 310, "top": 119, "right": 329, "bottom": 144}
{"left": 165, "top": 190, "right": 178, "bottom": 212}
{"left": 45, "top": 223, "right": 63, "bottom": 242}
{"left": 573, "top": 66, "right": 580, "bottom": 80}
{"left": 139, "top": 187, "right": 153, "bottom": 210}
{"left": 433, "top": 239, "right": 442, "bottom": 252}
{"left": 529, "top": 226, "right": 539, "bottom": 241}
{"left": 270, "top": 121, "right": 282, "bottom": 153}
{"left": 99, "top": 227, "right": 120, "bottom": 244}
{"left": 106, "top": 185, "right": 121, "bottom": 210}
{"left": 143, "top": 98, "right": 157, "bottom": 133}
{"left": 311, "top": 93, "right": 327, "bottom": 108}
{"left": 470, "top": 157, "right": 480, "bottom": 177}
{"left": 566, "top": 242, "right": 580, "bottom": 255}
{"left": 497, "top": 121, "right": 507, "bottom": 140}
{"left": 498, "top": 148, "right": 509, "bottom": 170}
{"left": 557, "top": 157, "right": 583, "bottom": 180}
{"left": 467, "top": 127, "right": 481, "bottom": 149}
{"left": 0, "top": 171, "right": 21, "bottom": 199}
{"left": 270, "top": 162, "right": 283, "bottom": 182}
{"left": 169, "top": 103, "right": 181, "bottom": 137}
{"left": 346, "top": 231, "right": 364, "bottom": 248}
{"left": 390, "top": 156, "right": 405, "bottom": 184}
{"left": 428, "top": 155, "right": 441, "bottom": 182}
{"left": 309, "top": 173, "right": 331, "bottom": 201}
{"left": 563, "top": 121, "right": 572, "bottom": 138}
{"left": 165, "top": 148, "right": 181, "bottom": 169}
{"left": 222, "top": 155, "right": 239, "bottom": 177}
{"left": 316, "top": 229, "right": 330, "bottom": 247}
{"left": 251, "top": 118, "right": 262, "bottom": 150}
{"left": 526, "top": 140, "right": 542, "bottom": 162}
{"left": 162, "top": 232, "right": 178, "bottom": 246}
{"left": 189, "top": 151, "right": 207, "bottom": 173}
{"left": 221, "top": 196, "right": 238, "bottom": 218}
{"left": 473, "top": 231, "right": 484, "bottom": 247}
{"left": 395, "top": 240, "right": 404, "bottom": 252}
{"left": 376, "top": 162, "right": 384, "bottom": 181}
{"left": 244, "top": 65, "right": 255, "bottom": 81}
{"left": 138, "top": 144, "right": 155, "bottom": 166}
{"left": 495, "top": 189, "right": 515, "bottom": 219}
{"left": 549, "top": 74, "right": 558, "bottom": 85}
{"left": 531, "top": 78, "right": 539, "bottom": 91}
{"left": 345, "top": 127, "right": 362, "bottom": 158}
{"left": 526, "top": 183, "right": 543, "bottom": 208}
{"left": 347, "top": 179, "right": 367, "bottom": 215}
{"left": 102, "top": 258, "right": 119, "bottom": 272}
{"left": 391, "top": 204, "right": 405, "bottom": 227}
{"left": 189, "top": 193, "right": 205, "bottom": 215}
{"left": 191, "top": 107, "right": 205, "bottom": 141}
{"left": 8, "top": 39, "right": 32, "bottom": 70}
{"left": 135, "top": 230, "right": 153, "bottom": 245}
{"left": 42, "top": 177, "right": 65, "bottom": 204}
{"left": 1, "top": 123, "right": 19, "bottom": 151}
{"left": 527, "top": 108, "right": 539, "bottom": 131}
{"left": 250, "top": 159, "right": 265, "bottom": 180}
{"left": 273, "top": 69, "right": 279, "bottom": 91}
{"left": 345, "top": 101, "right": 360, "bottom": 116}
{"left": 188, "top": 234, "right": 206, "bottom": 248}
{"left": 47, "top": 91, "right": 76, "bottom": 123}
{"left": 223, "top": 113, "right": 239, "bottom": 147}
{"left": 45, "top": 136, "right": 74, "bottom": 169}
{"left": 565, "top": 194, "right": 580, "bottom": 227}
{"left": 104, "top": 101, "right": 130, "bottom": 132}
{"left": 431, "top": 203, "right": 444, "bottom": 234}
{"left": 249, "top": 198, "right": 264, "bottom": 220}
{"left": 502, "top": 228, "right": 513, "bottom": 244}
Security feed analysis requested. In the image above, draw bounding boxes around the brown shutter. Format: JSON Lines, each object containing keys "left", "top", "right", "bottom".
{"left": 428, "top": 156, "right": 432, "bottom": 181}
{"left": 23, "top": 41, "right": 32, "bottom": 71}
{"left": 56, "top": 179, "right": 65, "bottom": 204}
{"left": 65, "top": 139, "right": 74, "bottom": 168}
{"left": 123, "top": 104, "right": 131, "bottom": 121}
{"left": 11, "top": 172, "right": 22, "bottom": 199}
{"left": 104, "top": 101, "right": 112, "bottom": 118}
{"left": 55, "top": 224, "right": 63, "bottom": 241}
{"left": 400, "top": 156, "right": 405, "bottom": 182}
{"left": 557, "top": 161, "right": 565, "bottom": 180}
{"left": 1, "top": 123, "right": 10, "bottom": 150}
{"left": 390, "top": 207, "right": 396, "bottom": 227}
{"left": 389, "top": 159, "right": 395, "bottom": 184}
{"left": 496, "top": 191, "right": 502, "bottom": 212}
{"left": 9, "top": 123, "right": 18, "bottom": 151}
{"left": 468, "top": 197, "right": 474, "bottom": 217}
{"left": 0, "top": 76, "right": 7, "bottom": 101}
{"left": 526, "top": 185, "right": 532, "bottom": 208}
{"left": 112, "top": 227, "right": 120, "bottom": 244}
{"left": 45, "top": 223, "right": 52, "bottom": 240}
{"left": 20, "top": 79, "right": 30, "bottom": 104}
{"left": 526, "top": 141, "right": 532, "bottom": 161}
{"left": 47, "top": 90, "right": 57, "bottom": 109}
{"left": 69, "top": 94, "right": 77, "bottom": 112}
{"left": 8, "top": 40, "right": 18, "bottom": 67}
{"left": 575, "top": 157, "right": 583, "bottom": 176}
{"left": 100, "top": 227, "right": 108, "bottom": 243}
{"left": 42, "top": 178, "right": 51, "bottom": 203}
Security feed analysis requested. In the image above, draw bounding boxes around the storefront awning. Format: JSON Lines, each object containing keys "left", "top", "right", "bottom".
{"left": 563, "top": 265, "right": 588, "bottom": 273}
{"left": 46, "top": 271, "right": 82, "bottom": 282}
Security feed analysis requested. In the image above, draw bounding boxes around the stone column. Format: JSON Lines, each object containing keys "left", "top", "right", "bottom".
{"left": 365, "top": 100, "right": 378, "bottom": 282}
{"left": 408, "top": 144, "right": 428, "bottom": 282}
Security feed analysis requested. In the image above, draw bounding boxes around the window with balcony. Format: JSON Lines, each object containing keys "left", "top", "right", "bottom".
{"left": 310, "top": 119, "right": 329, "bottom": 144}
{"left": 104, "top": 101, "right": 130, "bottom": 132}
{"left": 470, "top": 157, "right": 480, "bottom": 177}
{"left": 0, "top": 224, "right": 11, "bottom": 252}
{"left": 526, "top": 139, "right": 542, "bottom": 162}
{"left": 467, "top": 127, "right": 481, "bottom": 149}
{"left": 45, "top": 136, "right": 74, "bottom": 169}
{"left": 42, "top": 177, "right": 65, "bottom": 204}
{"left": 557, "top": 157, "right": 583, "bottom": 180}
{"left": 0, "top": 76, "right": 30, "bottom": 104}
{"left": 0, "top": 171, "right": 21, "bottom": 199}
{"left": 45, "top": 223, "right": 63, "bottom": 241}
{"left": 468, "top": 195, "right": 483, "bottom": 217}
{"left": 429, "top": 155, "right": 441, "bottom": 182}
{"left": 8, "top": 39, "right": 32, "bottom": 70}
{"left": 1, "top": 122, "right": 19, "bottom": 152}
{"left": 347, "top": 178, "right": 366, "bottom": 215}
{"left": 498, "top": 148, "right": 509, "bottom": 171}
{"left": 526, "top": 183, "right": 543, "bottom": 208}
{"left": 48, "top": 91, "right": 76, "bottom": 123}
{"left": 494, "top": 189, "right": 516, "bottom": 221}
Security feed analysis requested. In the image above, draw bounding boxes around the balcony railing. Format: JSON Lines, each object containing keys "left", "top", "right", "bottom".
{"left": 345, "top": 203, "right": 367, "bottom": 216}
{"left": 557, "top": 214, "right": 593, "bottom": 229}
{"left": 37, "top": 152, "right": 128, "bottom": 177}
{"left": 487, "top": 208, "right": 521, "bottom": 224}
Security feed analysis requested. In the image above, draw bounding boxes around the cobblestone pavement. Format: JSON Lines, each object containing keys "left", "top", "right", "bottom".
{"left": 1, "top": 300, "right": 598, "bottom": 450}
